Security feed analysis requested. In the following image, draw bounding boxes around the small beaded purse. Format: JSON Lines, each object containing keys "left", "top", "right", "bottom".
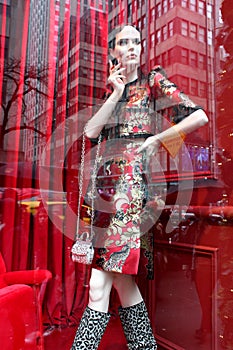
{"left": 71, "top": 128, "right": 102, "bottom": 264}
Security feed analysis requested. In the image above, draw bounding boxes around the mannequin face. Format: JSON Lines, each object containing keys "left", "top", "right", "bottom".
{"left": 110, "top": 26, "right": 141, "bottom": 69}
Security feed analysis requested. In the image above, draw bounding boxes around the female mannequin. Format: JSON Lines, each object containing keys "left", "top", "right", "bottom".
{"left": 71, "top": 25, "right": 208, "bottom": 350}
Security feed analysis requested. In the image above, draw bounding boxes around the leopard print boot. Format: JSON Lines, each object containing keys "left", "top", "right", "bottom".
{"left": 71, "top": 306, "right": 111, "bottom": 350}
{"left": 119, "top": 301, "right": 157, "bottom": 349}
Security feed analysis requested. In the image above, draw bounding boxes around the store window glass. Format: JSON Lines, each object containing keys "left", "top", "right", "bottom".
{"left": 0, "top": 1, "right": 233, "bottom": 350}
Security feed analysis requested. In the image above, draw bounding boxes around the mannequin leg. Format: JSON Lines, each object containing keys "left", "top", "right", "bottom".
{"left": 88, "top": 268, "right": 114, "bottom": 312}
{"left": 113, "top": 273, "right": 143, "bottom": 307}
{"left": 71, "top": 268, "right": 113, "bottom": 350}
{"left": 118, "top": 301, "right": 157, "bottom": 349}
{"left": 71, "top": 307, "right": 111, "bottom": 350}
{"left": 114, "top": 274, "right": 157, "bottom": 350}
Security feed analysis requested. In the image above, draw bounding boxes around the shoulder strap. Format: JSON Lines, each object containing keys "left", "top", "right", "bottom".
{"left": 75, "top": 128, "right": 102, "bottom": 240}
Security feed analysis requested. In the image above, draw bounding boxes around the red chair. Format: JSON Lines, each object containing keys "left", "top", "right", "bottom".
{"left": 0, "top": 252, "right": 52, "bottom": 349}
{"left": 0, "top": 284, "right": 39, "bottom": 350}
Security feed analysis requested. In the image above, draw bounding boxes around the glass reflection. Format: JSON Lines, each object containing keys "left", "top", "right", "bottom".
{"left": 0, "top": 0, "right": 233, "bottom": 349}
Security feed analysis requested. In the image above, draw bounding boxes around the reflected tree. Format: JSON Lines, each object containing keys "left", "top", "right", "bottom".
{"left": 0, "top": 58, "right": 50, "bottom": 149}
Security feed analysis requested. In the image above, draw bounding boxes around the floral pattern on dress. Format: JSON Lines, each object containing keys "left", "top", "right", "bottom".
{"left": 118, "top": 85, "right": 153, "bottom": 136}
{"left": 119, "top": 110, "right": 152, "bottom": 135}
{"left": 104, "top": 154, "right": 146, "bottom": 251}
{"left": 92, "top": 141, "right": 149, "bottom": 274}
{"left": 128, "top": 86, "right": 150, "bottom": 107}
{"left": 91, "top": 70, "right": 201, "bottom": 276}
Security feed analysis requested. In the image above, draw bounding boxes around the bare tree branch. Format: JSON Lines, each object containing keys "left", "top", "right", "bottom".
{"left": 0, "top": 57, "right": 51, "bottom": 148}
{"left": 5, "top": 125, "right": 47, "bottom": 138}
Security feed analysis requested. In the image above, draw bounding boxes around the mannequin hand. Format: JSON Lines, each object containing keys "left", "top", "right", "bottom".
{"left": 137, "top": 135, "right": 161, "bottom": 157}
{"left": 108, "top": 60, "right": 126, "bottom": 99}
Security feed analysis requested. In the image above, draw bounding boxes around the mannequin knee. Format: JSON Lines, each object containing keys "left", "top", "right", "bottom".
{"left": 113, "top": 274, "right": 142, "bottom": 307}
{"left": 113, "top": 274, "right": 134, "bottom": 293}
{"left": 88, "top": 270, "right": 113, "bottom": 305}
{"left": 89, "top": 278, "right": 106, "bottom": 303}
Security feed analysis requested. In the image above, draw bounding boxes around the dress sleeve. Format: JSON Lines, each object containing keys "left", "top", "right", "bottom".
{"left": 148, "top": 65, "right": 203, "bottom": 124}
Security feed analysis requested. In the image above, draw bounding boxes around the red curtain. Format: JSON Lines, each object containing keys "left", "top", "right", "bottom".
{"left": 0, "top": 0, "right": 109, "bottom": 328}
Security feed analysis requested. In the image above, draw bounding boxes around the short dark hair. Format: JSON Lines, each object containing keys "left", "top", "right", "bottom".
{"left": 109, "top": 24, "right": 141, "bottom": 50}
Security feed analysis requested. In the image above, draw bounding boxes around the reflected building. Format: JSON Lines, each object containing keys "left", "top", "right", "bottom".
{"left": 66, "top": 4, "right": 108, "bottom": 114}
{"left": 22, "top": 0, "right": 223, "bottom": 176}
{"left": 108, "top": 0, "right": 221, "bottom": 180}
{"left": 23, "top": 0, "right": 108, "bottom": 166}
{"left": 55, "top": 1, "right": 108, "bottom": 168}
{"left": 24, "top": 0, "right": 61, "bottom": 163}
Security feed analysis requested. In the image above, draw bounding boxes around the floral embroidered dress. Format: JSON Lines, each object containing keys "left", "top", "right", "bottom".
{"left": 84, "top": 66, "right": 202, "bottom": 277}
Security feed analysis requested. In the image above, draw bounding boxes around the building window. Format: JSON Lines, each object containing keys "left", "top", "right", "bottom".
{"left": 156, "top": 29, "right": 161, "bottom": 43}
{"left": 190, "top": 50, "right": 197, "bottom": 67}
{"left": 162, "top": 0, "right": 168, "bottom": 14}
{"left": 207, "top": 4, "right": 213, "bottom": 19}
{"left": 138, "top": 18, "right": 142, "bottom": 30}
{"left": 168, "top": 21, "right": 173, "bottom": 37}
{"left": 127, "top": 3, "right": 132, "bottom": 17}
{"left": 96, "top": 53, "right": 102, "bottom": 63}
{"left": 198, "top": 0, "right": 205, "bottom": 15}
{"left": 83, "top": 51, "right": 88, "bottom": 60}
{"left": 162, "top": 25, "right": 167, "bottom": 41}
{"left": 142, "top": 15, "right": 146, "bottom": 30}
{"left": 169, "top": 0, "right": 174, "bottom": 9}
{"left": 151, "top": 7, "right": 156, "bottom": 21}
{"left": 208, "top": 30, "right": 213, "bottom": 45}
{"left": 81, "top": 67, "right": 88, "bottom": 77}
{"left": 109, "top": 19, "right": 114, "bottom": 31}
{"left": 181, "top": 0, "right": 188, "bottom": 8}
{"left": 142, "top": 38, "right": 146, "bottom": 53}
{"left": 114, "top": 16, "right": 119, "bottom": 26}
{"left": 181, "top": 48, "right": 188, "bottom": 64}
{"left": 109, "top": 0, "right": 113, "bottom": 7}
{"left": 181, "top": 20, "right": 188, "bottom": 36}
{"left": 190, "top": 23, "right": 197, "bottom": 39}
{"left": 189, "top": 0, "right": 196, "bottom": 12}
{"left": 190, "top": 79, "right": 198, "bottom": 95}
{"left": 200, "top": 81, "right": 207, "bottom": 97}
{"left": 199, "top": 27, "right": 205, "bottom": 42}
{"left": 156, "top": 2, "right": 162, "bottom": 18}
{"left": 180, "top": 76, "right": 189, "bottom": 93}
{"left": 95, "top": 71, "right": 101, "bottom": 81}
{"left": 150, "top": 33, "right": 155, "bottom": 46}
{"left": 162, "top": 51, "right": 172, "bottom": 67}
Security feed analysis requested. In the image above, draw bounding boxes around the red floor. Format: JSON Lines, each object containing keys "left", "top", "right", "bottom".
{"left": 44, "top": 315, "right": 128, "bottom": 350}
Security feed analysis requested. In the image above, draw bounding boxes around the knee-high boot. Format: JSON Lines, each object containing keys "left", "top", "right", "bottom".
{"left": 119, "top": 301, "right": 157, "bottom": 350}
{"left": 71, "top": 306, "right": 111, "bottom": 350}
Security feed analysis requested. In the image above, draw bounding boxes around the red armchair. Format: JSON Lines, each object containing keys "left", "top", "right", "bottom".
{"left": 0, "top": 252, "right": 52, "bottom": 349}
{"left": 0, "top": 284, "right": 39, "bottom": 350}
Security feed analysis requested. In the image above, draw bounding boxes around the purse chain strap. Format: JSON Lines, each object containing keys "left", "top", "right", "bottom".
{"left": 75, "top": 127, "right": 102, "bottom": 241}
